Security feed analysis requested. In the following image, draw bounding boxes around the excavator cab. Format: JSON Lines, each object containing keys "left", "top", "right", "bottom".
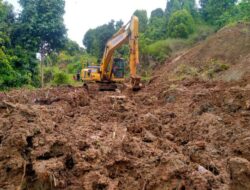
{"left": 112, "top": 58, "right": 125, "bottom": 80}
{"left": 81, "top": 66, "right": 100, "bottom": 82}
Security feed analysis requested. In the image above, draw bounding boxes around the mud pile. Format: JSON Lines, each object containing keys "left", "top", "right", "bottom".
{"left": 0, "top": 78, "right": 249, "bottom": 190}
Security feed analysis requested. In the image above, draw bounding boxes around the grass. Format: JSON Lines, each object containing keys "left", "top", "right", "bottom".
{"left": 142, "top": 24, "right": 215, "bottom": 64}
{"left": 204, "top": 59, "right": 230, "bottom": 79}
{"left": 144, "top": 39, "right": 189, "bottom": 63}
{"left": 187, "top": 24, "right": 215, "bottom": 44}
{"left": 170, "top": 59, "right": 230, "bottom": 81}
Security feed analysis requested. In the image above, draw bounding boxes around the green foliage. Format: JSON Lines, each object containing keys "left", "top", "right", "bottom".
{"left": 187, "top": 24, "right": 215, "bottom": 43}
{"left": 144, "top": 40, "right": 171, "bottom": 62}
{"left": 52, "top": 71, "right": 71, "bottom": 86}
{"left": 64, "top": 39, "right": 82, "bottom": 56}
{"left": 44, "top": 66, "right": 54, "bottom": 83}
{"left": 83, "top": 20, "right": 122, "bottom": 58}
{"left": 54, "top": 51, "right": 96, "bottom": 73}
{"left": 143, "top": 39, "right": 189, "bottom": 62}
{"left": 0, "top": 48, "right": 33, "bottom": 89}
{"left": 43, "top": 66, "right": 72, "bottom": 86}
{"left": 199, "top": 0, "right": 237, "bottom": 24}
{"left": 168, "top": 10, "right": 195, "bottom": 38}
{"left": 2, "top": 0, "right": 248, "bottom": 90}
{"left": 145, "top": 9, "right": 166, "bottom": 41}
{"left": 15, "top": 0, "right": 67, "bottom": 53}
{"left": 0, "top": 0, "right": 40, "bottom": 90}
{"left": 166, "top": 0, "right": 197, "bottom": 20}
{"left": 133, "top": 10, "right": 148, "bottom": 33}
{"left": 43, "top": 49, "right": 96, "bottom": 86}
{"left": 172, "top": 59, "right": 230, "bottom": 81}
{"left": 166, "top": 0, "right": 181, "bottom": 19}
{"left": 205, "top": 59, "right": 230, "bottom": 78}
{"left": 151, "top": 8, "right": 164, "bottom": 19}
{"left": 217, "top": 0, "right": 250, "bottom": 26}
{"left": 174, "top": 64, "right": 199, "bottom": 80}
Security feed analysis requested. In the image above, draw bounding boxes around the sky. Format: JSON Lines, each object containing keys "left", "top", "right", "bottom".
{"left": 6, "top": 0, "right": 166, "bottom": 46}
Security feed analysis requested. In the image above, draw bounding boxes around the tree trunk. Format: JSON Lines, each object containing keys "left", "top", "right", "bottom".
{"left": 40, "top": 53, "right": 44, "bottom": 88}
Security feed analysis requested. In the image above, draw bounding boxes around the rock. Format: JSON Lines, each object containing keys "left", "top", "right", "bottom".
{"left": 198, "top": 165, "right": 209, "bottom": 174}
{"left": 228, "top": 157, "right": 250, "bottom": 190}
{"left": 193, "top": 141, "right": 206, "bottom": 150}
{"left": 143, "top": 96, "right": 158, "bottom": 105}
{"left": 144, "top": 113, "right": 159, "bottom": 124}
{"left": 166, "top": 95, "right": 176, "bottom": 103}
{"left": 233, "top": 137, "right": 250, "bottom": 161}
{"left": 246, "top": 100, "right": 250, "bottom": 110}
{"left": 143, "top": 130, "right": 157, "bottom": 143}
{"left": 165, "top": 133, "right": 174, "bottom": 141}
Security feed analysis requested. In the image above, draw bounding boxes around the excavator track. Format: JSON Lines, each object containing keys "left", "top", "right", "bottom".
{"left": 98, "top": 82, "right": 117, "bottom": 91}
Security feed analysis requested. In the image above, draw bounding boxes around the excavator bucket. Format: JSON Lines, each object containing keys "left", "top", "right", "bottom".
{"left": 131, "top": 77, "right": 141, "bottom": 91}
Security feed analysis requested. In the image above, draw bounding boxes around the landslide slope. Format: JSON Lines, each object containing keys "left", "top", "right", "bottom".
{"left": 155, "top": 23, "right": 250, "bottom": 83}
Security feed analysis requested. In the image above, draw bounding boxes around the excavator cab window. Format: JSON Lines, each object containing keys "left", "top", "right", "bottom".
{"left": 113, "top": 58, "right": 125, "bottom": 78}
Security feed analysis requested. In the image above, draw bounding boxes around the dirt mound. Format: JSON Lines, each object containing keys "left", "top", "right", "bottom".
{"left": 0, "top": 78, "right": 250, "bottom": 190}
{"left": 155, "top": 23, "right": 250, "bottom": 82}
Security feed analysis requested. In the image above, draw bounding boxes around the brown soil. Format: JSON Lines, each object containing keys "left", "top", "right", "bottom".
{"left": 0, "top": 78, "right": 250, "bottom": 190}
{"left": 0, "top": 24, "right": 250, "bottom": 190}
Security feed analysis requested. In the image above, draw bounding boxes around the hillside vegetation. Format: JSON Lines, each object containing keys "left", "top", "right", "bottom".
{"left": 155, "top": 23, "right": 250, "bottom": 82}
{"left": 1, "top": 0, "right": 250, "bottom": 90}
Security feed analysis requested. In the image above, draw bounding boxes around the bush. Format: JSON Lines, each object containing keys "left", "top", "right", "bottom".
{"left": 168, "top": 9, "right": 195, "bottom": 38}
{"left": 52, "top": 71, "right": 71, "bottom": 85}
{"left": 205, "top": 59, "right": 230, "bottom": 78}
{"left": 188, "top": 24, "right": 215, "bottom": 43}
{"left": 144, "top": 39, "right": 189, "bottom": 62}
{"left": 173, "top": 64, "right": 199, "bottom": 80}
{"left": 67, "top": 61, "right": 82, "bottom": 74}
{"left": 44, "top": 67, "right": 54, "bottom": 83}
{"left": 145, "top": 40, "right": 172, "bottom": 62}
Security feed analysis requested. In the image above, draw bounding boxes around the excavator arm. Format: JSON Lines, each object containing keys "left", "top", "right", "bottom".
{"left": 100, "top": 16, "right": 141, "bottom": 90}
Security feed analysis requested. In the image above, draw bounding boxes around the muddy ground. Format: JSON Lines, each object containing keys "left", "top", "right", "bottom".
{"left": 0, "top": 75, "right": 250, "bottom": 190}
{"left": 0, "top": 23, "right": 250, "bottom": 190}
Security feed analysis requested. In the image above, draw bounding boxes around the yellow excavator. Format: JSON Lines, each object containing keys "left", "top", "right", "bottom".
{"left": 81, "top": 16, "right": 141, "bottom": 91}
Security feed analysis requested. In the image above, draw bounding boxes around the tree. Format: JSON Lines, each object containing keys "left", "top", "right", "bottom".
{"left": 64, "top": 39, "right": 81, "bottom": 56}
{"left": 145, "top": 9, "right": 166, "bottom": 41}
{"left": 182, "top": 0, "right": 196, "bottom": 15}
{"left": 151, "top": 8, "right": 164, "bottom": 19}
{"left": 166, "top": 0, "right": 181, "bottom": 20}
{"left": 0, "top": 0, "right": 14, "bottom": 46}
{"left": 16, "top": 0, "right": 67, "bottom": 52}
{"left": 166, "top": 0, "right": 197, "bottom": 20}
{"left": 168, "top": 9, "right": 195, "bottom": 38}
{"left": 83, "top": 20, "right": 123, "bottom": 59}
{"left": 217, "top": 0, "right": 250, "bottom": 26}
{"left": 0, "top": 1, "right": 33, "bottom": 89}
{"left": 133, "top": 10, "right": 148, "bottom": 33}
{"left": 15, "top": 0, "right": 67, "bottom": 87}
{"left": 199, "top": 0, "right": 237, "bottom": 24}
